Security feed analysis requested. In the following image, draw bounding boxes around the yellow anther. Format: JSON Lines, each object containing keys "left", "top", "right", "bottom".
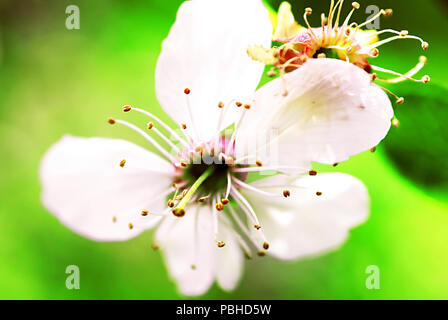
{"left": 151, "top": 243, "right": 159, "bottom": 250}
{"left": 128, "top": 223, "right": 134, "bottom": 230}
{"left": 263, "top": 242, "right": 270, "bottom": 250}
{"left": 172, "top": 208, "right": 186, "bottom": 217}
{"left": 217, "top": 241, "right": 226, "bottom": 248}
{"left": 141, "top": 210, "right": 148, "bottom": 216}
{"left": 147, "top": 122, "right": 154, "bottom": 130}
{"left": 167, "top": 200, "right": 175, "bottom": 208}
{"left": 122, "top": 105, "right": 131, "bottom": 112}
{"left": 392, "top": 118, "right": 400, "bottom": 128}
{"left": 352, "top": 2, "right": 360, "bottom": 9}
{"left": 396, "top": 97, "right": 405, "bottom": 105}
{"left": 119, "top": 159, "right": 126, "bottom": 167}
{"left": 221, "top": 198, "right": 229, "bottom": 205}
{"left": 215, "top": 202, "right": 224, "bottom": 211}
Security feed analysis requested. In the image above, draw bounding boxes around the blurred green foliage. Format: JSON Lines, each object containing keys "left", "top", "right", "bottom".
{"left": 0, "top": 0, "right": 447, "bottom": 299}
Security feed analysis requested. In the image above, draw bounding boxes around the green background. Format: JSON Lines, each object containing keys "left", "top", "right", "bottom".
{"left": 0, "top": 0, "right": 447, "bottom": 299}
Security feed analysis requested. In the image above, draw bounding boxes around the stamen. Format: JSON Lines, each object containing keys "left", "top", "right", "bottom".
{"left": 309, "top": 170, "right": 317, "bottom": 176}
{"left": 230, "top": 186, "right": 261, "bottom": 226}
{"left": 183, "top": 88, "right": 200, "bottom": 141}
{"left": 141, "top": 209, "right": 148, "bottom": 216}
{"left": 119, "top": 159, "right": 126, "bottom": 168}
{"left": 151, "top": 243, "right": 159, "bottom": 251}
{"left": 225, "top": 171, "right": 232, "bottom": 199}
{"left": 303, "top": 8, "right": 318, "bottom": 42}
{"left": 392, "top": 117, "right": 400, "bottom": 128}
{"left": 232, "top": 165, "right": 307, "bottom": 173}
{"left": 150, "top": 125, "right": 182, "bottom": 154}
{"left": 232, "top": 177, "right": 282, "bottom": 198}
{"left": 114, "top": 119, "right": 176, "bottom": 163}
{"left": 283, "top": 190, "right": 291, "bottom": 198}
{"left": 227, "top": 205, "right": 266, "bottom": 250}
{"left": 371, "top": 64, "right": 429, "bottom": 84}
{"left": 128, "top": 107, "right": 189, "bottom": 149}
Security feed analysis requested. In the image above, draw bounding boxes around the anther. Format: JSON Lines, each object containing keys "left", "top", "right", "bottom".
{"left": 263, "top": 242, "right": 270, "bottom": 250}
{"left": 167, "top": 200, "right": 175, "bottom": 208}
{"left": 392, "top": 118, "right": 400, "bottom": 128}
{"left": 371, "top": 48, "right": 379, "bottom": 57}
{"left": 245, "top": 252, "right": 253, "bottom": 259}
{"left": 122, "top": 105, "right": 131, "bottom": 112}
{"left": 384, "top": 9, "right": 393, "bottom": 17}
{"left": 215, "top": 202, "right": 224, "bottom": 211}
{"left": 371, "top": 73, "right": 377, "bottom": 82}
{"left": 305, "top": 7, "right": 312, "bottom": 15}
{"left": 141, "top": 209, "right": 148, "bottom": 216}
{"left": 333, "top": 163, "right": 339, "bottom": 167}
{"left": 184, "top": 88, "right": 191, "bottom": 95}
{"left": 181, "top": 123, "right": 187, "bottom": 130}
{"left": 119, "top": 159, "right": 126, "bottom": 167}
{"left": 419, "top": 56, "right": 428, "bottom": 64}
{"left": 254, "top": 224, "right": 261, "bottom": 230}
{"left": 400, "top": 30, "right": 409, "bottom": 37}
{"left": 256, "top": 160, "right": 263, "bottom": 167}
{"left": 108, "top": 118, "right": 116, "bottom": 124}
{"left": 128, "top": 223, "right": 134, "bottom": 230}
{"left": 112, "top": 216, "right": 117, "bottom": 223}
{"left": 257, "top": 251, "right": 266, "bottom": 257}
{"left": 309, "top": 170, "right": 317, "bottom": 176}
{"left": 283, "top": 190, "right": 291, "bottom": 198}
{"left": 352, "top": 2, "right": 360, "bottom": 9}
{"left": 172, "top": 208, "right": 186, "bottom": 217}
{"left": 267, "top": 69, "right": 276, "bottom": 77}
{"left": 422, "top": 42, "right": 429, "bottom": 50}
{"left": 317, "top": 53, "right": 326, "bottom": 59}
{"left": 147, "top": 122, "right": 154, "bottom": 130}
{"left": 396, "top": 97, "right": 405, "bottom": 105}
{"left": 244, "top": 104, "right": 251, "bottom": 109}
{"left": 180, "top": 160, "right": 188, "bottom": 168}
{"left": 191, "top": 264, "right": 196, "bottom": 270}
{"left": 151, "top": 243, "right": 159, "bottom": 251}
{"left": 218, "top": 101, "right": 224, "bottom": 108}
{"left": 221, "top": 198, "right": 229, "bottom": 205}
{"left": 422, "top": 75, "right": 430, "bottom": 83}
{"left": 316, "top": 191, "right": 323, "bottom": 196}
{"left": 370, "top": 146, "right": 377, "bottom": 153}
{"left": 217, "top": 241, "right": 226, "bottom": 248}
{"left": 235, "top": 101, "right": 243, "bottom": 107}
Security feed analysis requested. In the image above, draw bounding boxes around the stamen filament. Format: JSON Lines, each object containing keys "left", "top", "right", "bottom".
{"left": 232, "top": 177, "right": 281, "bottom": 198}
{"left": 114, "top": 119, "right": 176, "bottom": 163}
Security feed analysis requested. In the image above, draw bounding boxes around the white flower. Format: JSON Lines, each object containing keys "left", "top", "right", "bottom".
{"left": 40, "top": 0, "right": 393, "bottom": 296}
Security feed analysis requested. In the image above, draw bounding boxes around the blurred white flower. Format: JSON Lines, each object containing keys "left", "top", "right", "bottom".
{"left": 40, "top": 0, "right": 393, "bottom": 296}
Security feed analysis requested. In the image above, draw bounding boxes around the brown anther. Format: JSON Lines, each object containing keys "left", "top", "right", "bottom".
{"left": 305, "top": 7, "right": 312, "bottom": 15}
{"left": 422, "top": 42, "right": 429, "bottom": 50}
{"left": 128, "top": 223, "right": 134, "bottom": 230}
{"left": 396, "top": 97, "right": 405, "bottom": 105}
{"left": 256, "top": 160, "right": 263, "bottom": 167}
{"left": 151, "top": 243, "right": 159, "bottom": 251}
{"left": 122, "top": 105, "right": 131, "bottom": 112}
{"left": 283, "top": 190, "right": 291, "bottom": 198}
{"left": 352, "top": 2, "right": 360, "bottom": 9}
{"left": 370, "top": 146, "right": 377, "bottom": 153}
{"left": 119, "top": 159, "right": 126, "bottom": 168}
{"left": 235, "top": 101, "right": 242, "bottom": 107}
{"left": 172, "top": 182, "right": 179, "bottom": 188}
{"left": 215, "top": 202, "right": 224, "bottom": 211}
{"left": 221, "top": 198, "right": 229, "bottom": 205}
{"left": 184, "top": 88, "right": 191, "bottom": 94}
{"left": 180, "top": 160, "right": 188, "bottom": 168}
{"left": 257, "top": 251, "right": 266, "bottom": 257}
{"left": 172, "top": 208, "right": 186, "bottom": 217}
{"left": 218, "top": 101, "right": 224, "bottom": 108}
{"left": 167, "top": 200, "right": 175, "bottom": 208}
{"left": 112, "top": 216, "right": 117, "bottom": 223}
{"left": 333, "top": 163, "right": 338, "bottom": 167}
{"left": 147, "top": 122, "right": 154, "bottom": 130}
{"left": 392, "top": 118, "right": 400, "bottom": 128}
{"left": 141, "top": 209, "right": 149, "bottom": 216}
{"left": 371, "top": 73, "right": 377, "bottom": 82}
{"left": 371, "top": 48, "right": 379, "bottom": 57}
{"left": 254, "top": 224, "right": 261, "bottom": 230}
{"left": 422, "top": 75, "right": 430, "bottom": 84}
{"left": 345, "top": 28, "right": 351, "bottom": 36}
{"left": 309, "top": 170, "right": 317, "bottom": 176}
{"left": 384, "top": 8, "right": 393, "bottom": 17}
{"left": 267, "top": 70, "right": 277, "bottom": 77}
{"left": 108, "top": 118, "right": 116, "bottom": 124}
{"left": 317, "top": 53, "right": 326, "bottom": 59}
{"left": 316, "top": 191, "right": 323, "bottom": 196}
{"left": 198, "top": 197, "right": 207, "bottom": 203}
{"left": 244, "top": 104, "right": 251, "bottom": 109}
{"left": 181, "top": 123, "right": 187, "bottom": 130}
{"left": 263, "top": 242, "right": 270, "bottom": 250}
{"left": 399, "top": 30, "right": 409, "bottom": 37}
{"left": 217, "top": 241, "right": 226, "bottom": 248}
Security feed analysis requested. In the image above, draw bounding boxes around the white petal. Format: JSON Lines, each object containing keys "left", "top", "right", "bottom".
{"left": 155, "top": 205, "right": 216, "bottom": 296}
{"left": 40, "top": 136, "right": 174, "bottom": 241}
{"left": 242, "top": 173, "right": 369, "bottom": 260}
{"left": 235, "top": 58, "right": 393, "bottom": 167}
{"left": 155, "top": 0, "right": 272, "bottom": 142}
{"left": 215, "top": 217, "right": 244, "bottom": 291}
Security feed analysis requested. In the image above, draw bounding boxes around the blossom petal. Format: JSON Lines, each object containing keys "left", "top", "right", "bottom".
{"left": 215, "top": 217, "right": 244, "bottom": 291}
{"left": 242, "top": 173, "right": 369, "bottom": 260}
{"left": 155, "top": 205, "right": 216, "bottom": 296}
{"left": 235, "top": 58, "right": 393, "bottom": 167}
{"left": 39, "top": 135, "right": 174, "bottom": 241}
{"left": 155, "top": 0, "right": 272, "bottom": 142}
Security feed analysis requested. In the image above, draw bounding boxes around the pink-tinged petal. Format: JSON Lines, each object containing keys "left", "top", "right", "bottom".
{"left": 155, "top": 0, "right": 272, "bottom": 142}
{"left": 39, "top": 135, "right": 174, "bottom": 241}
{"left": 242, "top": 173, "right": 369, "bottom": 260}
{"left": 155, "top": 205, "right": 216, "bottom": 296}
{"left": 235, "top": 58, "right": 393, "bottom": 168}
